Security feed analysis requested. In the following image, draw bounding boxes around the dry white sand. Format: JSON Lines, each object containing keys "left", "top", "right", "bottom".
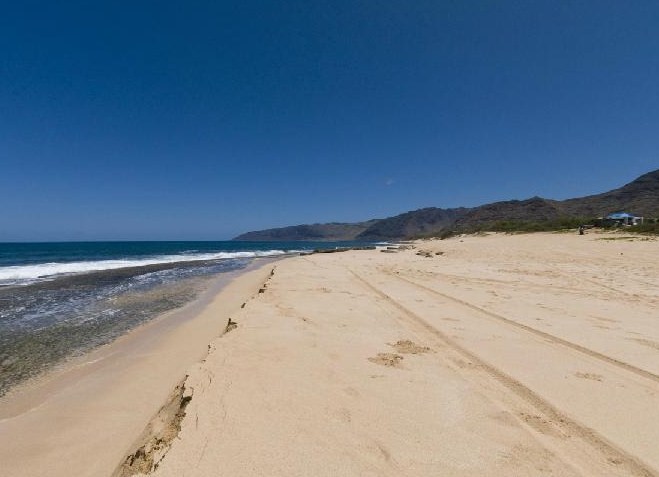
{"left": 3, "top": 232, "right": 659, "bottom": 476}
{"left": 135, "top": 232, "right": 659, "bottom": 477}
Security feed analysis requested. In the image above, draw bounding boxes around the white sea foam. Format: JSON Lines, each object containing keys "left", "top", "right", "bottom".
{"left": 0, "top": 250, "right": 292, "bottom": 284}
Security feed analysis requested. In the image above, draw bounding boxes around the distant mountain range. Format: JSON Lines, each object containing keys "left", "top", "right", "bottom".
{"left": 234, "top": 169, "right": 659, "bottom": 241}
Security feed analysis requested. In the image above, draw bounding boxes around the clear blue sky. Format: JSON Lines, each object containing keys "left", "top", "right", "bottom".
{"left": 2, "top": 1, "right": 658, "bottom": 241}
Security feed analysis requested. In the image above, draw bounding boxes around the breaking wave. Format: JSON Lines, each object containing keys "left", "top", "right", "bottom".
{"left": 0, "top": 250, "right": 292, "bottom": 286}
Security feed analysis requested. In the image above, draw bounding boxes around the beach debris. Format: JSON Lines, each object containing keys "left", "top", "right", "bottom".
{"left": 368, "top": 352, "right": 404, "bottom": 368}
{"left": 258, "top": 267, "right": 278, "bottom": 294}
{"left": 312, "top": 246, "right": 376, "bottom": 254}
{"left": 415, "top": 250, "right": 434, "bottom": 258}
{"left": 225, "top": 318, "right": 238, "bottom": 333}
{"left": 299, "top": 246, "right": 376, "bottom": 255}
{"left": 381, "top": 245, "right": 414, "bottom": 253}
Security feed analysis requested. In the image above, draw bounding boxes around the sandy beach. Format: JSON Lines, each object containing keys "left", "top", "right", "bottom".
{"left": 2, "top": 232, "right": 658, "bottom": 476}
{"left": 0, "top": 260, "right": 278, "bottom": 477}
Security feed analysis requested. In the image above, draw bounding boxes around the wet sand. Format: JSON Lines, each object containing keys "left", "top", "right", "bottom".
{"left": 0, "top": 260, "right": 277, "bottom": 477}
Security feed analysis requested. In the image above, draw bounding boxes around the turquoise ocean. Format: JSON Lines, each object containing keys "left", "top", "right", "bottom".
{"left": 0, "top": 241, "right": 365, "bottom": 395}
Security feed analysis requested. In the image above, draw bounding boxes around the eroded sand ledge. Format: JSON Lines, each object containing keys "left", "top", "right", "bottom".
{"left": 3, "top": 232, "right": 659, "bottom": 476}
{"left": 0, "top": 260, "right": 278, "bottom": 477}
{"left": 129, "top": 232, "right": 658, "bottom": 477}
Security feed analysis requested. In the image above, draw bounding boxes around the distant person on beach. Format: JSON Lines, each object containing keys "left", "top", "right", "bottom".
{"left": 578, "top": 225, "right": 585, "bottom": 235}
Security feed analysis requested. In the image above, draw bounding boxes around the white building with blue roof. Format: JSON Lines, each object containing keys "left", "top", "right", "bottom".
{"left": 605, "top": 212, "right": 644, "bottom": 226}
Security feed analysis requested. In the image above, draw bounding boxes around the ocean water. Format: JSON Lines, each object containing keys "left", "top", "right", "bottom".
{"left": 0, "top": 241, "right": 362, "bottom": 395}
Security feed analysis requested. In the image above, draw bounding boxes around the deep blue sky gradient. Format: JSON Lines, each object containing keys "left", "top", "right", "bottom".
{"left": 2, "top": 1, "right": 658, "bottom": 240}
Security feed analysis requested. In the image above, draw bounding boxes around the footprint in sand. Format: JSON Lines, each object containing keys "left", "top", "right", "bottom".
{"left": 388, "top": 339, "right": 431, "bottom": 354}
{"left": 368, "top": 353, "right": 404, "bottom": 368}
{"left": 368, "top": 340, "right": 432, "bottom": 368}
{"left": 575, "top": 372, "right": 604, "bottom": 382}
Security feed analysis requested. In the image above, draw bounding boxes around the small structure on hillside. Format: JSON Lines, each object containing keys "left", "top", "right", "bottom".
{"left": 604, "top": 211, "right": 644, "bottom": 226}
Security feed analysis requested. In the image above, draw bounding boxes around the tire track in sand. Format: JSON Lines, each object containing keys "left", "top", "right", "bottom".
{"left": 388, "top": 271, "right": 659, "bottom": 384}
{"left": 348, "top": 268, "right": 657, "bottom": 477}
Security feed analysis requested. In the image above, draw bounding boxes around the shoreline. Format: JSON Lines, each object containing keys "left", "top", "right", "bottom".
{"left": 2, "top": 231, "right": 658, "bottom": 476}
{"left": 0, "top": 258, "right": 279, "bottom": 477}
{"left": 0, "top": 258, "right": 272, "bottom": 414}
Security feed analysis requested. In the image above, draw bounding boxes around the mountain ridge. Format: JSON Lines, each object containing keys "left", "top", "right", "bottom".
{"left": 233, "top": 169, "right": 659, "bottom": 241}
